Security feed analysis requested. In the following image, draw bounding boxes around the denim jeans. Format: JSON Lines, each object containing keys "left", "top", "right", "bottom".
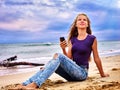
{"left": 22, "top": 53, "right": 88, "bottom": 87}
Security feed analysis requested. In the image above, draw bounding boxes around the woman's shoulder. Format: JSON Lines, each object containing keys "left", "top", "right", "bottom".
{"left": 71, "top": 36, "right": 76, "bottom": 40}
{"left": 87, "top": 35, "right": 96, "bottom": 45}
{"left": 70, "top": 36, "right": 77, "bottom": 44}
{"left": 88, "top": 34, "right": 96, "bottom": 39}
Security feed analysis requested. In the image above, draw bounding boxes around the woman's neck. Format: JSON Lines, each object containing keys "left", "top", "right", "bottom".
{"left": 77, "top": 28, "right": 88, "bottom": 40}
{"left": 77, "top": 28, "right": 87, "bottom": 36}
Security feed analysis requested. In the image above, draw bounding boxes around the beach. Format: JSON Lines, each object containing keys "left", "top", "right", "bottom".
{"left": 0, "top": 55, "right": 120, "bottom": 90}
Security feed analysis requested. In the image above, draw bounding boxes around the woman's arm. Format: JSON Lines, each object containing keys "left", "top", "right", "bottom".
{"left": 60, "top": 40, "right": 72, "bottom": 59}
{"left": 92, "top": 39, "right": 109, "bottom": 77}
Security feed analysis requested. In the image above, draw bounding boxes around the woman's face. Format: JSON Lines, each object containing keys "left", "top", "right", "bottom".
{"left": 76, "top": 15, "right": 88, "bottom": 29}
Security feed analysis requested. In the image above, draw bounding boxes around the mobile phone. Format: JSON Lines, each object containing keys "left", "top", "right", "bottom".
{"left": 60, "top": 37, "right": 65, "bottom": 42}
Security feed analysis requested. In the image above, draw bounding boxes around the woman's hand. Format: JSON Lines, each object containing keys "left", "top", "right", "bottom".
{"left": 60, "top": 40, "right": 67, "bottom": 49}
{"left": 101, "top": 73, "right": 109, "bottom": 77}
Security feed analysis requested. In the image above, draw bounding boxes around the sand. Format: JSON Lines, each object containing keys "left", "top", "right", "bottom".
{"left": 0, "top": 55, "right": 120, "bottom": 90}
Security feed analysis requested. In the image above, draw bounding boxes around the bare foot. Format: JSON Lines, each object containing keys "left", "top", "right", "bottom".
{"left": 8, "top": 83, "right": 38, "bottom": 90}
{"left": 23, "top": 82, "right": 38, "bottom": 89}
{"left": 8, "top": 84, "right": 25, "bottom": 90}
{"left": 16, "top": 84, "right": 24, "bottom": 88}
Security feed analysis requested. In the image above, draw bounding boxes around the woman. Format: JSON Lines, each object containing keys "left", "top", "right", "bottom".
{"left": 13, "top": 13, "right": 109, "bottom": 89}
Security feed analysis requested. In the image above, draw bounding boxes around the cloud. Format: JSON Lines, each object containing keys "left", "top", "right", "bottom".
{"left": 93, "top": 29, "right": 120, "bottom": 41}
{"left": 0, "top": 18, "right": 49, "bottom": 32}
{"left": 0, "top": 0, "right": 74, "bottom": 32}
{"left": 0, "top": 0, "right": 120, "bottom": 43}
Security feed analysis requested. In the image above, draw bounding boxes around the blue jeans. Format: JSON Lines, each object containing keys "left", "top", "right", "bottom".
{"left": 22, "top": 53, "right": 88, "bottom": 87}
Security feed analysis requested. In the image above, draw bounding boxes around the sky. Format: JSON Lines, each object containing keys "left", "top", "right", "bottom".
{"left": 0, "top": 0, "right": 120, "bottom": 44}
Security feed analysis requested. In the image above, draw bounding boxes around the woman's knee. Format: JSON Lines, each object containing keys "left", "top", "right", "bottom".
{"left": 53, "top": 53, "right": 59, "bottom": 59}
{"left": 53, "top": 53, "right": 65, "bottom": 60}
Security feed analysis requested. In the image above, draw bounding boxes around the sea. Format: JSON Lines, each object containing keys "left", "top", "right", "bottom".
{"left": 0, "top": 41, "right": 120, "bottom": 76}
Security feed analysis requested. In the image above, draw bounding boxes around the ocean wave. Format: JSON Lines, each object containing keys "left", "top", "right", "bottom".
{"left": 99, "top": 49, "right": 120, "bottom": 57}
{"left": 21, "top": 42, "right": 57, "bottom": 47}
{"left": 14, "top": 57, "right": 51, "bottom": 63}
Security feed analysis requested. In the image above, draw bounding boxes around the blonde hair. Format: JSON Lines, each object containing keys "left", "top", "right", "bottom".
{"left": 68, "top": 13, "right": 92, "bottom": 42}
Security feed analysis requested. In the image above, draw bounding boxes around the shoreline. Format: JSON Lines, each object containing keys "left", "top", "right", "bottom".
{"left": 0, "top": 53, "right": 119, "bottom": 77}
{"left": 0, "top": 55, "right": 120, "bottom": 90}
